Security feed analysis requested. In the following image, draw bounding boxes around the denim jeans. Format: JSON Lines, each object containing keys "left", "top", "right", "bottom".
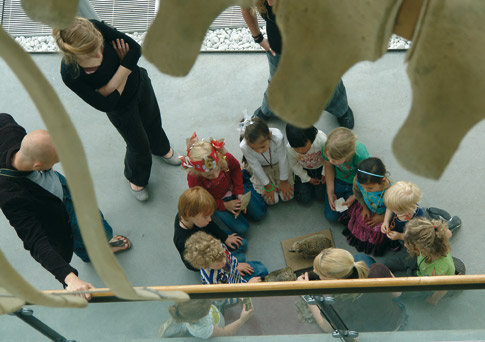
{"left": 324, "top": 178, "right": 354, "bottom": 221}
{"left": 214, "top": 172, "right": 267, "bottom": 236}
{"left": 242, "top": 261, "right": 269, "bottom": 282}
{"left": 294, "top": 167, "right": 325, "bottom": 204}
{"left": 58, "top": 173, "right": 113, "bottom": 262}
{"left": 255, "top": 51, "right": 350, "bottom": 120}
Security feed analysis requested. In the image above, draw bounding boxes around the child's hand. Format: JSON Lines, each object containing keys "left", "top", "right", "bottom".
{"left": 366, "top": 214, "right": 384, "bottom": 227}
{"left": 240, "top": 305, "right": 255, "bottom": 321}
{"left": 296, "top": 272, "right": 310, "bottom": 282}
{"left": 248, "top": 276, "right": 261, "bottom": 283}
{"left": 343, "top": 195, "right": 355, "bottom": 208}
{"left": 381, "top": 221, "right": 390, "bottom": 234}
{"left": 361, "top": 206, "right": 371, "bottom": 221}
{"left": 327, "top": 192, "right": 337, "bottom": 211}
{"left": 262, "top": 183, "right": 277, "bottom": 204}
{"left": 238, "top": 263, "right": 254, "bottom": 275}
{"left": 225, "top": 233, "right": 243, "bottom": 249}
{"left": 386, "top": 231, "right": 403, "bottom": 240}
{"left": 309, "top": 178, "right": 321, "bottom": 186}
{"left": 321, "top": 175, "right": 326, "bottom": 184}
{"left": 224, "top": 199, "right": 242, "bottom": 214}
{"left": 278, "top": 180, "right": 294, "bottom": 200}
{"left": 237, "top": 194, "right": 247, "bottom": 214}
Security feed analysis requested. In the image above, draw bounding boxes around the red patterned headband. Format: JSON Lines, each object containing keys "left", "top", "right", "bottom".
{"left": 179, "top": 133, "right": 225, "bottom": 173}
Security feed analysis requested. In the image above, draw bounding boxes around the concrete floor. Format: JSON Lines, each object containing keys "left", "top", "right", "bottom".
{"left": 0, "top": 51, "right": 485, "bottom": 341}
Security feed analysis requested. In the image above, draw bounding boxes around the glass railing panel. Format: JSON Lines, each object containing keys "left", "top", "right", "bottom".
{"left": 2, "top": 285, "right": 485, "bottom": 341}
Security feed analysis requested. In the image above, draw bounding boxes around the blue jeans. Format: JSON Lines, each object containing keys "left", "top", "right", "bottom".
{"left": 214, "top": 172, "right": 267, "bottom": 236}
{"left": 58, "top": 173, "right": 113, "bottom": 262}
{"left": 324, "top": 178, "right": 354, "bottom": 221}
{"left": 242, "top": 261, "right": 269, "bottom": 282}
{"left": 294, "top": 167, "right": 325, "bottom": 204}
{"left": 255, "top": 51, "right": 350, "bottom": 120}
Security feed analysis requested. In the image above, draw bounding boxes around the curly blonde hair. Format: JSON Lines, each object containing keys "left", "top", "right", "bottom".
{"left": 404, "top": 217, "right": 451, "bottom": 262}
{"left": 324, "top": 127, "right": 357, "bottom": 161}
{"left": 384, "top": 181, "right": 422, "bottom": 213}
{"left": 186, "top": 140, "right": 228, "bottom": 176}
{"left": 52, "top": 17, "right": 103, "bottom": 66}
{"left": 184, "top": 232, "right": 225, "bottom": 269}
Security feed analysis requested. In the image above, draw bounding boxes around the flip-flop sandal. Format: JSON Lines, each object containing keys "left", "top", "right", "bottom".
{"left": 108, "top": 235, "right": 132, "bottom": 254}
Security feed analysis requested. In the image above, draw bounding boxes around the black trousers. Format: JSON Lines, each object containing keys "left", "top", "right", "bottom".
{"left": 107, "top": 68, "right": 171, "bottom": 186}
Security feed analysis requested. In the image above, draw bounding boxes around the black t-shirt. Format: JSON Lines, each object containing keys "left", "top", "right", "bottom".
{"left": 173, "top": 214, "right": 228, "bottom": 271}
{"left": 260, "top": 3, "right": 282, "bottom": 54}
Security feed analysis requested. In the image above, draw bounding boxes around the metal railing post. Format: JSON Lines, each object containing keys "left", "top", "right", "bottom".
{"left": 303, "top": 295, "right": 359, "bottom": 342}
{"left": 10, "top": 308, "right": 76, "bottom": 342}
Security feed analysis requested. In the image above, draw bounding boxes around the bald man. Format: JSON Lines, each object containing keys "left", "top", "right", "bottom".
{"left": 0, "top": 113, "right": 131, "bottom": 299}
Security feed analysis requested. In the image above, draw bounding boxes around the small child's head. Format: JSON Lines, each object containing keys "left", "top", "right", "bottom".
{"left": 404, "top": 217, "right": 451, "bottom": 260}
{"left": 313, "top": 248, "right": 369, "bottom": 280}
{"left": 324, "top": 127, "right": 357, "bottom": 165}
{"left": 178, "top": 187, "right": 216, "bottom": 227}
{"left": 384, "top": 181, "right": 422, "bottom": 219}
{"left": 169, "top": 299, "right": 212, "bottom": 323}
{"left": 356, "top": 157, "right": 388, "bottom": 192}
{"left": 181, "top": 133, "right": 228, "bottom": 179}
{"left": 242, "top": 118, "right": 272, "bottom": 154}
{"left": 184, "top": 231, "right": 226, "bottom": 270}
{"left": 285, "top": 124, "right": 318, "bottom": 154}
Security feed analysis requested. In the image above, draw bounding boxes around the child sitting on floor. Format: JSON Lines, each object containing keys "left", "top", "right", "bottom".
{"left": 404, "top": 217, "right": 457, "bottom": 305}
{"left": 343, "top": 157, "right": 399, "bottom": 256}
{"left": 173, "top": 186, "right": 247, "bottom": 271}
{"left": 181, "top": 133, "right": 266, "bottom": 236}
{"left": 184, "top": 231, "right": 268, "bottom": 284}
{"left": 285, "top": 124, "right": 327, "bottom": 204}
{"left": 323, "top": 127, "right": 370, "bottom": 221}
{"left": 240, "top": 118, "right": 294, "bottom": 205}
{"left": 157, "top": 299, "right": 254, "bottom": 339}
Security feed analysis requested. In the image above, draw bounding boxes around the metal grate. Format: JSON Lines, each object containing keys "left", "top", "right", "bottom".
{"left": 1, "top": 1, "right": 258, "bottom": 37}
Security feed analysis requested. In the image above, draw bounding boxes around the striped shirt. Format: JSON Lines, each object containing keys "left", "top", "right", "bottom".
{"left": 200, "top": 244, "right": 247, "bottom": 284}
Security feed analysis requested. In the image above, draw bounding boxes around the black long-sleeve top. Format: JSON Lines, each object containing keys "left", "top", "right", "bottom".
{"left": 260, "top": 3, "right": 282, "bottom": 54}
{"left": 60, "top": 20, "right": 142, "bottom": 112}
{"left": 173, "top": 214, "right": 228, "bottom": 271}
{"left": 0, "top": 113, "right": 77, "bottom": 285}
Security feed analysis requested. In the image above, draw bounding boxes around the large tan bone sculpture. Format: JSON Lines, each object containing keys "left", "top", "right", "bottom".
{"left": 21, "top": 0, "right": 78, "bottom": 28}
{"left": 0, "top": 249, "right": 86, "bottom": 310}
{"left": 144, "top": 0, "right": 256, "bottom": 76}
{"left": 393, "top": 0, "right": 485, "bottom": 179}
{"left": 0, "top": 26, "right": 188, "bottom": 303}
{"left": 267, "top": 0, "right": 402, "bottom": 127}
{"left": 0, "top": 288, "right": 24, "bottom": 315}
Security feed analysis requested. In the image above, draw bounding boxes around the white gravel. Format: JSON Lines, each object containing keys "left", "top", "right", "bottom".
{"left": 14, "top": 27, "right": 411, "bottom": 53}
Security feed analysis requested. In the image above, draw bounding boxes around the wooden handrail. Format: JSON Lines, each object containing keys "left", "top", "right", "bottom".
{"left": 43, "top": 274, "right": 485, "bottom": 301}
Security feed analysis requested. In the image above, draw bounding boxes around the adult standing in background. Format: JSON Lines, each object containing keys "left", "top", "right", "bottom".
{"left": 53, "top": 17, "right": 180, "bottom": 202}
{"left": 241, "top": 1, "right": 355, "bottom": 128}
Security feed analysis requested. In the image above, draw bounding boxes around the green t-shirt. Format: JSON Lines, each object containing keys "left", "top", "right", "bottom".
{"left": 417, "top": 253, "right": 455, "bottom": 276}
{"left": 323, "top": 141, "right": 370, "bottom": 184}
